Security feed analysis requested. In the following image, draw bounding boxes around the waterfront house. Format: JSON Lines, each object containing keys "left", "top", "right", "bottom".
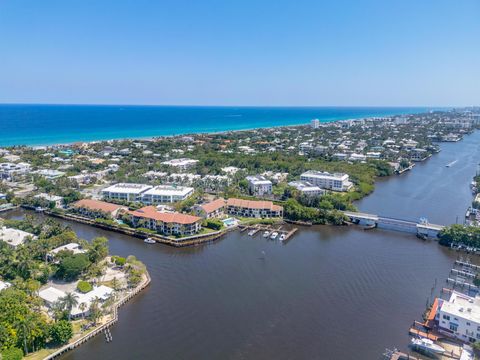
{"left": 246, "top": 175, "right": 273, "bottom": 196}
{"left": 39, "top": 285, "right": 114, "bottom": 319}
{"left": 0, "top": 226, "right": 37, "bottom": 248}
{"left": 101, "top": 183, "right": 152, "bottom": 202}
{"left": 34, "top": 193, "right": 64, "bottom": 208}
{"left": 72, "top": 199, "right": 128, "bottom": 219}
{"left": 436, "top": 291, "right": 480, "bottom": 343}
{"left": 410, "top": 148, "right": 429, "bottom": 162}
{"left": 47, "top": 243, "right": 86, "bottom": 262}
{"left": 226, "top": 198, "right": 283, "bottom": 218}
{"left": 194, "top": 198, "right": 226, "bottom": 219}
{"left": 141, "top": 185, "right": 194, "bottom": 204}
{"left": 300, "top": 170, "right": 353, "bottom": 192}
{"left": 129, "top": 206, "right": 202, "bottom": 236}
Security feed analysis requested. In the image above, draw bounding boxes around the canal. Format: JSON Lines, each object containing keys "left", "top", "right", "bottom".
{"left": 5, "top": 132, "right": 480, "bottom": 360}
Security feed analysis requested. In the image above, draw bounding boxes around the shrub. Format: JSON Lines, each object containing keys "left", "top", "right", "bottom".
{"left": 49, "top": 320, "right": 73, "bottom": 345}
{"left": 111, "top": 256, "right": 126, "bottom": 267}
{"left": 1, "top": 348, "right": 23, "bottom": 360}
{"left": 77, "top": 280, "right": 93, "bottom": 293}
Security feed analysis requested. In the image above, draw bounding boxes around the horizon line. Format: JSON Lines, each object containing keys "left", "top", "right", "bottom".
{"left": 0, "top": 102, "right": 467, "bottom": 109}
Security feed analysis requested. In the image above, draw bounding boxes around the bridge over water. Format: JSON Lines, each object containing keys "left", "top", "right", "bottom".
{"left": 343, "top": 211, "right": 445, "bottom": 238}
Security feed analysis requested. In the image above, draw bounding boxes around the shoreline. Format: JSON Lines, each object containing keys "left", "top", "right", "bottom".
{"left": 0, "top": 106, "right": 432, "bottom": 147}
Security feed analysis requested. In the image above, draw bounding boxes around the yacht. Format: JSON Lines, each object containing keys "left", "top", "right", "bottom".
{"left": 144, "top": 238, "right": 156, "bottom": 244}
{"left": 263, "top": 231, "right": 270, "bottom": 237}
{"left": 270, "top": 232, "right": 278, "bottom": 240}
{"left": 410, "top": 338, "right": 445, "bottom": 354}
{"left": 248, "top": 229, "right": 256, "bottom": 236}
{"left": 279, "top": 234, "right": 286, "bottom": 241}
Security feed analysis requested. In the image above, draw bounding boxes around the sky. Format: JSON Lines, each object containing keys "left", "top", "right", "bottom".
{"left": 0, "top": 0, "right": 479, "bottom": 107}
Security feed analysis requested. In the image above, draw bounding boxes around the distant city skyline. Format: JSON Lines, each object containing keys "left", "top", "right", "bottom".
{"left": 0, "top": 0, "right": 479, "bottom": 106}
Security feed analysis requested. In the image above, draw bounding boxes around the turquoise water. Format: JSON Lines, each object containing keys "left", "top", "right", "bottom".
{"left": 0, "top": 105, "right": 431, "bottom": 146}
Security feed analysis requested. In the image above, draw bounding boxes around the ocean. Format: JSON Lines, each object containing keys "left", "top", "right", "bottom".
{"left": 0, "top": 104, "right": 431, "bottom": 146}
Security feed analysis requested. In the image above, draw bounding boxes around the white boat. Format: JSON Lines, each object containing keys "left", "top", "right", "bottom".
{"left": 263, "top": 231, "right": 270, "bottom": 238}
{"left": 279, "top": 234, "right": 286, "bottom": 241}
{"left": 35, "top": 206, "right": 45, "bottom": 212}
{"left": 144, "top": 238, "right": 156, "bottom": 244}
{"left": 270, "top": 232, "right": 278, "bottom": 240}
{"left": 446, "top": 160, "right": 458, "bottom": 167}
{"left": 248, "top": 230, "right": 256, "bottom": 236}
{"left": 410, "top": 337, "right": 445, "bottom": 354}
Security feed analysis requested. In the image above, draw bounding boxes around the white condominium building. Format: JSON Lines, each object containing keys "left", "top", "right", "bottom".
{"left": 288, "top": 181, "right": 325, "bottom": 197}
{"left": 300, "top": 170, "right": 353, "bottom": 192}
{"left": 311, "top": 119, "right": 320, "bottom": 129}
{"left": 141, "top": 185, "right": 194, "bottom": 204}
{"left": 246, "top": 175, "right": 272, "bottom": 196}
{"left": 101, "top": 183, "right": 152, "bottom": 202}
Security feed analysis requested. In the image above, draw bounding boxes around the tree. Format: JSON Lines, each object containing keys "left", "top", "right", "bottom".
{"left": 88, "top": 298, "right": 102, "bottom": 325}
{"left": 88, "top": 237, "right": 109, "bottom": 264}
{"left": 56, "top": 253, "right": 91, "bottom": 280}
{"left": 60, "top": 292, "right": 79, "bottom": 321}
{"left": 49, "top": 320, "right": 73, "bottom": 345}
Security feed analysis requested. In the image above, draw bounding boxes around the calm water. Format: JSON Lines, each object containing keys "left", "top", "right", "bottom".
{"left": 4, "top": 132, "right": 478, "bottom": 360}
{"left": 0, "top": 105, "right": 429, "bottom": 146}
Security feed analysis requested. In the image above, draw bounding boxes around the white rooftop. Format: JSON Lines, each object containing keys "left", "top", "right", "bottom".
{"left": 49, "top": 243, "right": 86, "bottom": 256}
{"left": 161, "top": 158, "right": 199, "bottom": 167}
{"left": 440, "top": 291, "right": 480, "bottom": 324}
{"left": 0, "top": 227, "right": 37, "bottom": 247}
{"left": 143, "top": 185, "right": 194, "bottom": 197}
{"left": 102, "top": 183, "right": 152, "bottom": 194}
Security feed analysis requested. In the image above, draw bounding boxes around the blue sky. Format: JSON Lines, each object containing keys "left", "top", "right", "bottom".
{"left": 0, "top": 0, "right": 479, "bottom": 106}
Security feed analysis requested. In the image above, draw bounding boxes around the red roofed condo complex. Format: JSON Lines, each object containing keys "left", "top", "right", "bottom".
{"left": 72, "top": 199, "right": 128, "bottom": 218}
{"left": 194, "top": 198, "right": 226, "bottom": 219}
{"left": 129, "top": 206, "right": 202, "bottom": 236}
{"left": 226, "top": 198, "right": 283, "bottom": 218}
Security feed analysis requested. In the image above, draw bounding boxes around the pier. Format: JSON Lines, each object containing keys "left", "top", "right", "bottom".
{"left": 343, "top": 211, "right": 445, "bottom": 238}
{"left": 238, "top": 224, "right": 299, "bottom": 242}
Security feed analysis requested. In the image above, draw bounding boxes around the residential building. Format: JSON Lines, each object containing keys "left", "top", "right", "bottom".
{"left": 161, "top": 158, "right": 199, "bottom": 170}
{"left": 410, "top": 148, "right": 429, "bottom": 162}
{"left": 101, "top": 183, "right": 152, "bottom": 202}
{"left": 129, "top": 206, "right": 202, "bottom": 236}
{"left": 39, "top": 285, "right": 113, "bottom": 318}
{"left": 246, "top": 175, "right": 272, "bottom": 196}
{"left": 311, "top": 119, "right": 320, "bottom": 129}
{"left": 72, "top": 199, "right": 128, "bottom": 218}
{"left": 34, "top": 193, "right": 64, "bottom": 208}
{"left": 436, "top": 291, "right": 480, "bottom": 343}
{"left": 349, "top": 153, "right": 367, "bottom": 162}
{"left": 288, "top": 181, "right": 325, "bottom": 197}
{"left": 0, "top": 162, "right": 31, "bottom": 180}
{"left": 300, "top": 170, "right": 353, "bottom": 192}
{"left": 0, "top": 226, "right": 37, "bottom": 248}
{"left": 141, "top": 185, "right": 194, "bottom": 204}
{"left": 195, "top": 198, "right": 226, "bottom": 219}
{"left": 226, "top": 198, "right": 283, "bottom": 218}
{"left": 33, "top": 169, "right": 66, "bottom": 180}
{"left": 47, "top": 243, "right": 86, "bottom": 261}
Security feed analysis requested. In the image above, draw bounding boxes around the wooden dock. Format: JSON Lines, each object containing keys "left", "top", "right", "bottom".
{"left": 455, "top": 260, "right": 480, "bottom": 271}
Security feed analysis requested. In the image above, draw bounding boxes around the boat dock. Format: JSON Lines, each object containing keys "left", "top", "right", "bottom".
{"left": 238, "top": 224, "right": 298, "bottom": 241}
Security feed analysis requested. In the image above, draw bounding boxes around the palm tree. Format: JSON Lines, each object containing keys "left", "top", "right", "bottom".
{"left": 78, "top": 302, "right": 87, "bottom": 319}
{"left": 60, "top": 292, "right": 79, "bottom": 320}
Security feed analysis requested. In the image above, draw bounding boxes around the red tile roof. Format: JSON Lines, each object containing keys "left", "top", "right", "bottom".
{"left": 73, "top": 199, "right": 127, "bottom": 214}
{"left": 130, "top": 206, "right": 201, "bottom": 225}
{"left": 226, "top": 198, "right": 283, "bottom": 212}
{"left": 200, "top": 198, "right": 226, "bottom": 214}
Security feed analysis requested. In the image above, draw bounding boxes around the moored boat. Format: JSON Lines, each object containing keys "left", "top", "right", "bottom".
{"left": 263, "top": 231, "right": 270, "bottom": 237}
{"left": 270, "top": 232, "right": 278, "bottom": 240}
{"left": 410, "top": 337, "right": 445, "bottom": 354}
{"left": 248, "top": 229, "right": 256, "bottom": 236}
{"left": 279, "top": 234, "right": 286, "bottom": 241}
{"left": 144, "top": 237, "right": 156, "bottom": 244}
